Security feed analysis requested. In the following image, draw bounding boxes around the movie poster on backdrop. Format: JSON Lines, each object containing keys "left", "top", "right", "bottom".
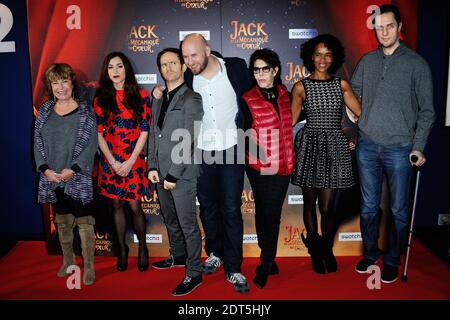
{"left": 28, "top": 0, "right": 417, "bottom": 257}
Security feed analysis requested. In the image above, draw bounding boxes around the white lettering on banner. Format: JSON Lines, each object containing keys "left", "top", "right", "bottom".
{"left": 66, "top": 5, "right": 81, "bottom": 30}
{"left": 134, "top": 234, "right": 162, "bottom": 243}
{"left": 0, "top": 4, "right": 16, "bottom": 53}
{"left": 66, "top": 265, "right": 81, "bottom": 290}
{"left": 288, "top": 195, "right": 304, "bottom": 204}
{"left": 288, "top": 28, "right": 318, "bottom": 39}
{"left": 243, "top": 234, "right": 258, "bottom": 243}
{"left": 136, "top": 74, "right": 157, "bottom": 84}
{"left": 338, "top": 232, "right": 362, "bottom": 241}
{"left": 366, "top": 5, "right": 381, "bottom": 30}
{"left": 366, "top": 265, "right": 381, "bottom": 290}
{"left": 179, "top": 30, "right": 210, "bottom": 41}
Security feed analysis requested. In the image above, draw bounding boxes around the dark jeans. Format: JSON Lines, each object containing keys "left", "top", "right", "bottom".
{"left": 197, "top": 145, "right": 245, "bottom": 273}
{"left": 246, "top": 167, "right": 290, "bottom": 265}
{"left": 356, "top": 137, "right": 413, "bottom": 267}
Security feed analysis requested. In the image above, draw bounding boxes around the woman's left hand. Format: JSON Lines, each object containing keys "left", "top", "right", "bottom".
{"left": 117, "top": 159, "right": 134, "bottom": 177}
{"left": 59, "top": 168, "right": 75, "bottom": 182}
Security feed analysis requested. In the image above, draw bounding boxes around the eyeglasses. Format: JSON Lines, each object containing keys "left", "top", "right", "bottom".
{"left": 252, "top": 66, "right": 272, "bottom": 74}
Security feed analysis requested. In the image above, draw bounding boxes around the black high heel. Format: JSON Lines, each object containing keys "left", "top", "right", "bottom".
{"left": 137, "top": 244, "right": 149, "bottom": 272}
{"left": 116, "top": 245, "right": 129, "bottom": 272}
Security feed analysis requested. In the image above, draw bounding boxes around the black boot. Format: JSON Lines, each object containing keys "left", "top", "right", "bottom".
{"left": 270, "top": 261, "right": 279, "bottom": 275}
{"left": 322, "top": 239, "right": 337, "bottom": 273}
{"left": 253, "top": 264, "right": 270, "bottom": 289}
{"left": 301, "top": 232, "right": 326, "bottom": 274}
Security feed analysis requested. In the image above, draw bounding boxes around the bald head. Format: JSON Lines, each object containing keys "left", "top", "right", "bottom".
{"left": 181, "top": 33, "right": 211, "bottom": 75}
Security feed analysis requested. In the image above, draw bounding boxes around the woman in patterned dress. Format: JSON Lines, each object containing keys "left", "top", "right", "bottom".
{"left": 94, "top": 52, "right": 151, "bottom": 272}
{"left": 291, "top": 34, "right": 361, "bottom": 274}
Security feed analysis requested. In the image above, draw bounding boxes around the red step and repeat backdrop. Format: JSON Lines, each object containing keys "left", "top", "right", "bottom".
{"left": 27, "top": 0, "right": 418, "bottom": 257}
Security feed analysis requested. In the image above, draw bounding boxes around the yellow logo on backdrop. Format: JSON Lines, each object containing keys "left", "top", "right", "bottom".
{"left": 229, "top": 21, "right": 269, "bottom": 50}
{"left": 241, "top": 189, "right": 255, "bottom": 214}
{"left": 142, "top": 190, "right": 160, "bottom": 215}
{"left": 95, "top": 232, "right": 113, "bottom": 253}
{"left": 283, "top": 225, "right": 302, "bottom": 250}
{"left": 175, "top": 0, "right": 213, "bottom": 10}
{"left": 128, "top": 25, "right": 160, "bottom": 53}
{"left": 285, "top": 62, "right": 310, "bottom": 85}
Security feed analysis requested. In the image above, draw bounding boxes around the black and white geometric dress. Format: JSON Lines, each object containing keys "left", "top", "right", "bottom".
{"left": 291, "top": 77, "right": 354, "bottom": 189}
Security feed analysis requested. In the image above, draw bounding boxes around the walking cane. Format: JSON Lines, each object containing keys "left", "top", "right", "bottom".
{"left": 402, "top": 155, "right": 420, "bottom": 282}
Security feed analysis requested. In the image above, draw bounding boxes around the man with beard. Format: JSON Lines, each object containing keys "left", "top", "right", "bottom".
{"left": 181, "top": 33, "right": 251, "bottom": 293}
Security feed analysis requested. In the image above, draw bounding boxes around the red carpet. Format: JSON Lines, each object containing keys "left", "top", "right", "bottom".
{"left": 0, "top": 240, "right": 449, "bottom": 300}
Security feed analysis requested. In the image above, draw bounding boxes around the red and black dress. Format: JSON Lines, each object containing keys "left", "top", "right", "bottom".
{"left": 94, "top": 89, "right": 151, "bottom": 201}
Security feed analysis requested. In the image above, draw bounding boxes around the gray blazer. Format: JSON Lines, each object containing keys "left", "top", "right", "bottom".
{"left": 147, "top": 83, "right": 203, "bottom": 181}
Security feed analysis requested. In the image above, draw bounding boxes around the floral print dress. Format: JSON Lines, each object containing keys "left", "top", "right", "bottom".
{"left": 94, "top": 89, "right": 151, "bottom": 201}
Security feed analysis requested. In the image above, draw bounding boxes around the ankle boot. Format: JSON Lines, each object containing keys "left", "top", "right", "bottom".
{"left": 137, "top": 244, "right": 149, "bottom": 272}
{"left": 76, "top": 216, "right": 96, "bottom": 285}
{"left": 270, "top": 261, "right": 279, "bottom": 275}
{"left": 55, "top": 214, "right": 76, "bottom": 277}
{"left": 301, "top": 232, "right": 326, "bottom": 274}
{"left": 253, "top": 263, "right": 271, "bottom": 289}
{"left": 322, "top": 239, "right": 337, "bottom": 273}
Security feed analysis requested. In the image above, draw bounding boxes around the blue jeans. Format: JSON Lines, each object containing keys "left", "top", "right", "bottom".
{"left": 197, "top": 145, "right": 245, "bottom": 273}
{"left": 356, "top": 137, "right": 413, "bottom": 267}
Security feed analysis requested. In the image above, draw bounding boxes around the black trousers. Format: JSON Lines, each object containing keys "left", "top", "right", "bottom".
{"left": 246, "top": 167, "right": 290, "bottom": 265}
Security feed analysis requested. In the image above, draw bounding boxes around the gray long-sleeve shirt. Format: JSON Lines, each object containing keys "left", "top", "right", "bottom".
{"left": 34, "top": 107, "right": 98, "bottom": 188}
{"left": 351, "top": 43, "right": 435, "bottom": 152}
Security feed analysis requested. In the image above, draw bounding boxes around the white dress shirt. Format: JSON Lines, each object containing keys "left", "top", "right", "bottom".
{"left": 193, "top": 56, "right": 239, "bottom": 151}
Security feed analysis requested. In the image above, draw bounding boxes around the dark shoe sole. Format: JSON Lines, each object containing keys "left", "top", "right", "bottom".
{"left": 171, "top": 282, "right": 202, "bottom": 296}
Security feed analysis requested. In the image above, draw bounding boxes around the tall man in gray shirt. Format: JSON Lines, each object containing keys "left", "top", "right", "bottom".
{"left": 351, "top": 4, "right": 435, "bottom": 283}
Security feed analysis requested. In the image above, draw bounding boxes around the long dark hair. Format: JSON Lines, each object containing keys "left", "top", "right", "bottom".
{"left": 95, "top": 51, "right": 143, "bottom": 123}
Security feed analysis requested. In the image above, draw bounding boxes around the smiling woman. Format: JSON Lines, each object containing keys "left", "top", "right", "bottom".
{"left": 34, "top": 63, "right": 98, "bottom": 285}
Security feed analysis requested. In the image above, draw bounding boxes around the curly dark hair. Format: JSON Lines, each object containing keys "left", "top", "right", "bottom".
{"left": 300, "top": 34, "right": 345, "bottom": 75}
{"left": 248, "top": 48, "right": 282, "bottom": 86}
{"left": 95, "top": 51, "right": 143, "bottom": 123}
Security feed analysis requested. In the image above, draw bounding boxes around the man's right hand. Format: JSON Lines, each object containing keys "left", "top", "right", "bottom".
{"left": 152, "top": 85, "right": 166, "bottom": 99}
{"left": 148, "top": 170, "right": 160, "bottom": 183}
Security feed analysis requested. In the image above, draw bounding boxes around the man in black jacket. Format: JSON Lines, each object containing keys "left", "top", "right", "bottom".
{"left": 181, "top": 33, "right": 251, "bottom": 293}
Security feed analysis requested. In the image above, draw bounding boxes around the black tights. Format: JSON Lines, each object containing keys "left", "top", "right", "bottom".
{"left": 302, "top": 187, "right": 338, "bottom": 244}
{"left": 112, "top": 199, "right": 147, "bottom": 251}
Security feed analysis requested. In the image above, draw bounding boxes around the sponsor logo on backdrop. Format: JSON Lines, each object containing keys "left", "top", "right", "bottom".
{"left": 291, "top": 0, "right": 306, "bottom": 7}
{"left": 136, "top": 74, "right": 157, "bottom": 84}
{"left": 229, "top": 21, "right": 269, "bottom": 50}
{"left": 142, "top": 190, "right": 160, "bottom": 215}
{"left": 174, "top": 0, "right": 213, "bottom": 10}
{"left": 241, "top": 189, "right": 255, "bottom": 214}
{"left": 289, "top": 28, "right": 318, "bottom": 39}
{"left": 95, "top": 231, "right": 113, "bottom": 253}
{"left": 179, "top": 30, "right": 211, "bottom": 41}
{"left": 288, "top": 195, "right": 303, "bottom": 204}
{"left": 134, "top": 234, "right": 163, "bottom": 244}
{"left": 284, "top": 62, "right": 310, "bottom": 85}
{"left": 283, "top": 225, "right": 302, "bottom": 250}
{"left": 339, "top": 232, "right": 362, "bottom": 241}
{"left": 128, "top": 24, "right": 160, "bottom": 53}
{"left": 243, "top": 234, "right": 258, "bottom": 243}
